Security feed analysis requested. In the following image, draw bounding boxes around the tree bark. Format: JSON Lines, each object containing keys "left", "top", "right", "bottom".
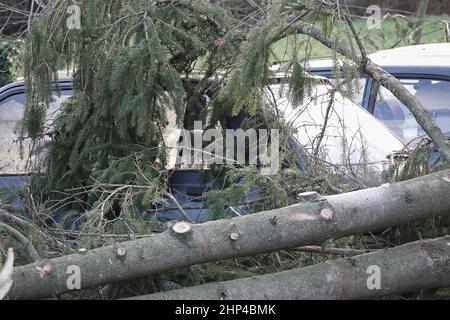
{"left": 126, "top": 237, "right": 450, "bottom": 300}
{"left": 0, "top": 248, "right": 14, "bottom": 300}
{"left": 294, "top": 24, "right": 450, "bottom": 163}
{"left": 8, "top": 170, "right": 450, "bottom": 300}
{"left": 0, "top": 222, "right": 41, "bottom": 262}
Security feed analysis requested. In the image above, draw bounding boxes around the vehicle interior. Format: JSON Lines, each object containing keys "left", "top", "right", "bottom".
{"left": 373, "top": 78, "right": 450, "bottom": 143}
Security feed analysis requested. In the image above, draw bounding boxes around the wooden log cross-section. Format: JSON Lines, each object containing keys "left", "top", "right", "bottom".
{"left": 8, "top": 170, "right": 450, "bottom": 300}
{"left": 127, "top": 237, "right": 450, "bottom": 300}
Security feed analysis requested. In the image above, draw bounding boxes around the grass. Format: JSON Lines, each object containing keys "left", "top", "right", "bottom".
{"left": 272, "top": 15, "right": 450, "bottom": 61}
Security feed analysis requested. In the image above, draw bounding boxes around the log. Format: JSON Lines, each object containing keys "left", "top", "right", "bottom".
{"left": 8, "top": 170, "right": 450, "bottom": 299}
{"left": 126, "top": 237, "right": 450, "bottom": 300}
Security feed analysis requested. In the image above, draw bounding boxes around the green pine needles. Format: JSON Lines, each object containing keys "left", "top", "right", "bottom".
{"left": 23, "top": 0, "right": 239, "bottom": 200}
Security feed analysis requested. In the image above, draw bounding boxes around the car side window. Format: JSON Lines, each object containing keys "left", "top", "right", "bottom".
{"left": 0, "top": 91, "right": 72, "bottom": 174}
{"left": 373, "top": 78, "right": 450, "bottom": 143}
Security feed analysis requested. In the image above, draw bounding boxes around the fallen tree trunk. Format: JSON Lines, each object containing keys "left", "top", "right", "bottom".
{"left": 127, "top": 237, "right": 450, "bottom": 300}
{"left": 8, "top": 170, "right": 450, "bottom": 299}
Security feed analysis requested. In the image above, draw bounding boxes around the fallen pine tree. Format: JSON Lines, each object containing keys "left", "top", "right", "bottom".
{"left": 125, "top": 236, "right": 450, "bottom": 300}
{"left": 7, "top": 170, "right": 450, "bottom": 300}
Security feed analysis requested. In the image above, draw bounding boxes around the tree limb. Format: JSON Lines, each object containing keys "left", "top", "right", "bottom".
{"left": 292, "top": 245, "right": 374, "bottom": 257}
{"left": 293, "top": 24, "right": 450, "bottom": 163}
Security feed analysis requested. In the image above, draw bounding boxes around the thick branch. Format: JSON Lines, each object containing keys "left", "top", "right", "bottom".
{"left": 295, "top": 24, "right": 450, "bottom": 163}
{"left": 128, "top": 237, "right": 450, "bottom": 300}
{"left": 8, "top": 170, "right": 450, "bottom": 299}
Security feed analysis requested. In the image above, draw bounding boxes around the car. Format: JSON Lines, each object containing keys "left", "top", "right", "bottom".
{"left": 1, "top": 43, "right": 449, "bottom": 221}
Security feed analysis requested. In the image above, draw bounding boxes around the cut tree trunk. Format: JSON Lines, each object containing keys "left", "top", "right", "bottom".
{"left": 8, "top": 170, "right": 450, "bottom": 300}
{"left": 126, "top": 237, "right": 450, "bottom": 300}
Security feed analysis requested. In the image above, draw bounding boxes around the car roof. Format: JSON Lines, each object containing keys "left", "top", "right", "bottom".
{"left": 0, "top": 76, "right": 72, "bottom": 97}
{"left": 306, "top": 43, "right": 450, "bottom": 71}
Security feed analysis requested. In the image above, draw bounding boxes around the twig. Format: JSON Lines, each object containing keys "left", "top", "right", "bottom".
{"left": 313, "top": 89, "right": 336, "bottom": 158}
{"left": 228, "top": 206, "right": 242, "bottom": 217}
{"left": 0, "top": 209, "right": 60, "bottom": 246}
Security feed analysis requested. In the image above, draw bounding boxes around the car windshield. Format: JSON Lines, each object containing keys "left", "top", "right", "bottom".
{"left": 0, "top": 91, "right": 72, "bottom": 174}
{"left": 373, "top": 78, "right": 450, "bottom": 143}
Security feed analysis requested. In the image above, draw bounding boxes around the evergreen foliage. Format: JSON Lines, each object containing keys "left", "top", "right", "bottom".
{"left": 23, "top": 0, "right": 360, "bottom": 218}
{"left": 23, "top": 0, "right": 240, "bottom": 204}
{"left": 0, "top": 42, "right": 12, "bottom": 87}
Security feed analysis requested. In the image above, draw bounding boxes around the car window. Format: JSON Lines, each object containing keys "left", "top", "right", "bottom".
{"left": 326, "top": 77, "right": 367, "bottom": 107}
{"left": 373, "top": 79, "right": 450, "bottom": 143}
{"left": 0, "top": 91, "right": 72, "bottom": 174}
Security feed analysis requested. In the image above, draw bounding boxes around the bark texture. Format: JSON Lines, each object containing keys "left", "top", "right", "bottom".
{"left": 8, "top": 170, "right": 450, "bottom": 300}
{"left": 127, "top": 237, "right": 450, "bottom": 300}
{"left": 0, "top": 222, "right": 40, "bottom": 262}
